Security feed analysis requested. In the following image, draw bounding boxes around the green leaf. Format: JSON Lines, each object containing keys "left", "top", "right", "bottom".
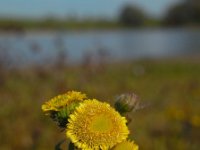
{"left": 68, "top": 142, "right": 76, "bottom": 150}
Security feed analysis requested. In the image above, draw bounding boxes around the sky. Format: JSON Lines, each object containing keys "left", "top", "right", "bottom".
{"left": 0, "top": 0, "right": 182, "bottom": 19}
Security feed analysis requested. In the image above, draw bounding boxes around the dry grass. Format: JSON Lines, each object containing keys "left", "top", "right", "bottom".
{"left": 0, "top": 59, "right": 200, "bottom": 149}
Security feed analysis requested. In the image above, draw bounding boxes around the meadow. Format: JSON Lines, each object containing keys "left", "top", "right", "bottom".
{"left": 0, "top": 58, "right": 200, "bottom": 150}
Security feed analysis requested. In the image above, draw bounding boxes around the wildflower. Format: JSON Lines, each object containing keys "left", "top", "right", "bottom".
{"left": 66, "top": 99, "right": 129, "bottom": 150}
{"left": 42, "top": 91, "right": 87, "bottom": 113}
{"left": 112, "top": 140, "right": 139, "bottom": 150}
{"left": 191, "top": 115, "right": 200, "bottom": 127}
{"left": 41, "top": 91, "right": 87, "bottom": 127}
{"left": 167, "top": 106, "right": 186, "bottom": 121}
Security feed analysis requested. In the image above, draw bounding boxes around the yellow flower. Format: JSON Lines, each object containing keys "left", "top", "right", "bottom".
{"left": 112, "top": 140, "right": 139, "bottom": 150}
{"left": 41, "top": 91, "right": 87, "bottom": 113}
{"left": 191, "top": 115, "right": 200, "bottom": 127}
{"left": 66, "top": 99, "right": 129, "bottom": 150}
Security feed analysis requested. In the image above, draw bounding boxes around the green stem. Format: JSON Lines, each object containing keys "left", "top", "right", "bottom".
{"left": 55, "top": 139, "right": 65, "bottom": 150}
{"left": 68, "top": 142, "right": 76, "bottom": 150}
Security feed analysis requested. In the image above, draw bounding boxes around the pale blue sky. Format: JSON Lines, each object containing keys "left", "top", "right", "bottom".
{"left": 0, "top": 0, "right": 181, "bottom": 19}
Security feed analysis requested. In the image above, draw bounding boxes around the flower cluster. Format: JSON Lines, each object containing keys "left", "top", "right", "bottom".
{"left": 42, "top": 91, "right": 87, "bottom": 128}
{"left": 42, "top": 91, "right": 139, "bottom": 150}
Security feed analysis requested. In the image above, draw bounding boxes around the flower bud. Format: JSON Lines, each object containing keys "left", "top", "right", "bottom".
{"left": 114, "top": 93, "right": 139, "bottom": 115}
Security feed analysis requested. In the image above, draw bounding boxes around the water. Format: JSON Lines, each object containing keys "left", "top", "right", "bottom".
{"left": 0, "top": 28, "right": 200, "bottom": 67}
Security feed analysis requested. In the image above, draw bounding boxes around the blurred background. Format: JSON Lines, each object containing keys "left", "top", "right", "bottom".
{"left": 0, "top": 0, "right": 200, "bottom": 149}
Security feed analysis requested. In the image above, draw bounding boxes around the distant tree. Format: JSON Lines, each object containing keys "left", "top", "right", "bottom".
{"left": 119, "top": 5, "right": 146, "bottom": 27}
{"left": 164, "top": 0, "right": 200, "bottom": 26}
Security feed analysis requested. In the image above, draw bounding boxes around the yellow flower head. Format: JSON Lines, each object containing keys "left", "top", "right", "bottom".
{"left": 66, "top": 99, "right": 129, "bottom": 150}
{"left": 42, "top": 91, "right": 87, "bottom": 113}
{"left": 112, "top": 140, "right": 139, "bottom": 150}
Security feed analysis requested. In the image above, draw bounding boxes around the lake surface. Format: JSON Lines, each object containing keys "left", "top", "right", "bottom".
{"left": 0, "top": 29, "right": 200, "bottom": 67}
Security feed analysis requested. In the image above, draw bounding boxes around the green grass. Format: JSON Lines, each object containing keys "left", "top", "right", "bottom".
{"left": 0, "top": 59, "right": 200, "bottom": 149}
{"left": 0, "top": 19, "right": 121, "bottom": 31}
{"left": 0, "top": 18, "right": 162, "bottom": 31}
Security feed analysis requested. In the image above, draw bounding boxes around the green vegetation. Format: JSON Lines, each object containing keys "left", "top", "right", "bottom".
{"left": 118, "top": 5, "right": 147, "bottom": 27}
{"left": 0, "top": 18, "right": 160, "bottom": 31}
{"left": 0, "top": 59, "right": 200, "bottom": 149}
{"left": 164, "top": 0, "right": 200, "bottom": 26}
{"left": 0, "top": 18, "right": 121, "bottom": 31}
{"left": 1, "top": 1, "right": 200, "bottom": 31}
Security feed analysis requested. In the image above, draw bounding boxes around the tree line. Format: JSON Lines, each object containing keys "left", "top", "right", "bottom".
{"left": 0, "top": 0, "right": 200, "bottom": 31}
{"left": 119, "top": 0, "right": 200, "bottom": 27}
